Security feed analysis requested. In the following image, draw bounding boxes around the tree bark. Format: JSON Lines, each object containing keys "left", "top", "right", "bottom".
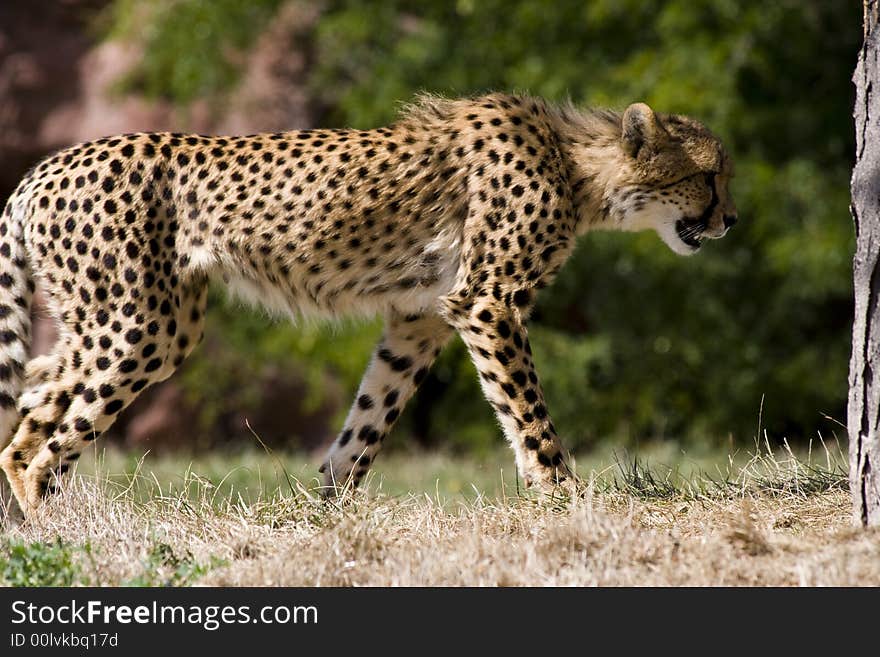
{"left": 849, "top": 0, "right": 880, "bottom": 526}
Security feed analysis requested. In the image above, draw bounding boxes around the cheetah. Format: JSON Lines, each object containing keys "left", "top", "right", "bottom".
{"left": 0, "top": 93, "right": 736, "bottom": 514}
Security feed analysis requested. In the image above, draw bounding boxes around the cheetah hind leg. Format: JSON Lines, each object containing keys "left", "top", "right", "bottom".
{"left": 0, "top": 285, "right": 207, "bottom": 514}
{"left": 0, "top": 453, "right": 20, "bottom": 524}
{"left": 0, "top": 356, "right": 137, "bottom": 512}
{"left": 0, "top": 353, "right": 61, "bottom": 522}
{"left": 3, "top": 348, "right": 178, "bottom": 513}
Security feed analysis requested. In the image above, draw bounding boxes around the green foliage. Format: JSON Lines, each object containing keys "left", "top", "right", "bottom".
{"left": 105, "top": 0, "right": 284, "bottom": 103}
{"left": 103, "top": 0, "right": 858, "bottom": 450}
{"left": 179, "top": 291, "right": 382, "bottom": 435}
{"left": 125, "top": 542, "right": 221, "bottom": 587}
{"left": 0, "top": 539, "right": 83, "bottom": 586}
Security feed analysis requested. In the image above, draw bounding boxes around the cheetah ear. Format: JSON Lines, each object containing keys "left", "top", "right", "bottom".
{"left": 621, "top": 102, "right": 668, "bottom": 158}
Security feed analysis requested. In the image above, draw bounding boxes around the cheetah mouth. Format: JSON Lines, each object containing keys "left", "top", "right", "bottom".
{"left": 675, "top": 219, "right": 706, "bottom": 250}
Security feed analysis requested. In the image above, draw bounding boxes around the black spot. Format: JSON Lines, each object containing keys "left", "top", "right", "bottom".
{"left": 358, "top": 424, "right": 380, "bottom": 444}
{"left": 524, "top": 437, "right": 540, "bottom": 450}
{"left": 104, "top": 399, "right": 124, "bottom": 415}
{"left": 501, "top": 382, "right": 517, "bottom": 399}
{"left": 390, "top": 355, "right": 413, "bottom": 372}
{"left": 55, "top": 391, "right": 72, "bottom": 412}
{"left": 541, "top": 246, "right": 557, "bottom": 262}
{"left": 512, "top": 289, "right": 531, "bottom": 307}
{"left": 357, "top": 394, "right": 374, "bottom": 410}
{"left": 119, "top": 359, "right": 138, "bottom": 373}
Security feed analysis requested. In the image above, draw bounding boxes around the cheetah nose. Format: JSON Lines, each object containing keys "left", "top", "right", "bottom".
{"left": 723, "top": 214, "right": 738, "bottom": 229}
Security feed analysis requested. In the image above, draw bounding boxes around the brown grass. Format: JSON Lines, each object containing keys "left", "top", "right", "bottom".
{"left": 1, "top": 446, "right": 878, "bottom": 586}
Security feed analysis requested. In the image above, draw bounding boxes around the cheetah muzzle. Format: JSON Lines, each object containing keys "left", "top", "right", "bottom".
{"left": 0, "top": 92, "right": 736, "bottom": 515}
{"left": 675, "top": 218, "right": 707, "bottom": 251}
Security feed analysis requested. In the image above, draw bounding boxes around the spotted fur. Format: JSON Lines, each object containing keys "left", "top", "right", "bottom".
{"left": 0, "top": 93, "right": 735, "bottom": 513}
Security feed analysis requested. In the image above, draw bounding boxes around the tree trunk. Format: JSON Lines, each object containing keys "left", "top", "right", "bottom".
{"left": 849, "top": 1, "right": 880, "bottom": 526}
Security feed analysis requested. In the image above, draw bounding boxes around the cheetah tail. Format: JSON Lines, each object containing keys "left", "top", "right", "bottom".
{"left": 0, "top": 182, "right": 34, "bottom": 446}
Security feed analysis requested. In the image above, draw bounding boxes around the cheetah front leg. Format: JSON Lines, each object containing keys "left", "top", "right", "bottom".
{"left": 448, "top": 301, "right": 573, "bottom": 493}
{"left": 320, "top": 311, "right": 453, "bottom": 494}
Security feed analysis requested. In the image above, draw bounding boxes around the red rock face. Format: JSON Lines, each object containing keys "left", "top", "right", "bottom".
{"left": 0, "top": 1, "right": 111, "bottom": 357}
{"left": 0, "top": 1, "right": 330, "bottom": 452}
{"left": 123, "top": 368, "right": 341, "bottom": 453}
{"left": 0, "top": 1, "right": 108, "bottom": 203}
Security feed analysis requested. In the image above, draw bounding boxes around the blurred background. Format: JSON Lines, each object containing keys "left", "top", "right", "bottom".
{"left": 0, "top": 0, "right": 859, "bottom": 463}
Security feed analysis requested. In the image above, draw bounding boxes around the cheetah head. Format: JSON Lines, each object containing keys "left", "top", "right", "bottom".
{"left": 614, "top": 103, "right": 737, "bottom": 256}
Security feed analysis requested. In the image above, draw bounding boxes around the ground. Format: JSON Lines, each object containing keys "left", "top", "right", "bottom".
{"left": 1, "top": 445, "right": 877, "bottom": 586}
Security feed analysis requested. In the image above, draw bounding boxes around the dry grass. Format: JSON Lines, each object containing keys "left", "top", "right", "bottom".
{"left": 1, "top": 444, "right": 878, "bottom": 587}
